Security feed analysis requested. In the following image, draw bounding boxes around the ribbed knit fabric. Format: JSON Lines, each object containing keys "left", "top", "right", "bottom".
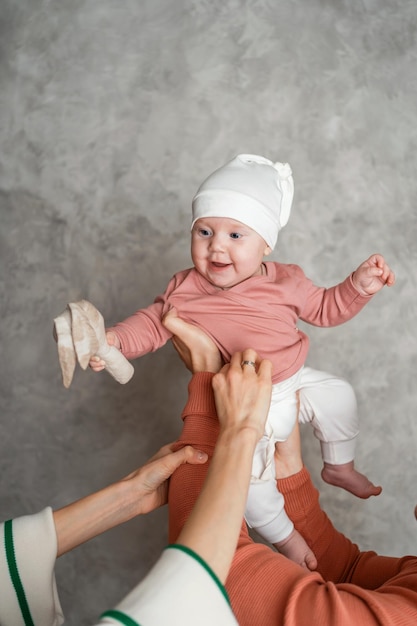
{"left": 169, "top": 372, "right": 417, "bottom": 626}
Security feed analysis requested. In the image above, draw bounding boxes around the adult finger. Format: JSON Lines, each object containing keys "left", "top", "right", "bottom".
{"left": 148, "top": 442, "right": 207, "bottom": 466}
{"left": 151, "top": 445, "right": 208, "bottom": 481}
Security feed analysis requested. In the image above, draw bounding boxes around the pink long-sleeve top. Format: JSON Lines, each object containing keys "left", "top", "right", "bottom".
{"left": 110, "top": 262, "right": 372, "bottom": 384}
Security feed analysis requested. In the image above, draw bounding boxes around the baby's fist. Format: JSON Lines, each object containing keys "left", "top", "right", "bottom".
{"left": 352, "top": 254, "right": 395, "bottom": 296}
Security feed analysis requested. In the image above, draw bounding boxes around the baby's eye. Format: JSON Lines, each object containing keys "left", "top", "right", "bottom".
{"left": 198, "top": 228, "right": 212, "bottom": 237}
{"left": 229, "top": 232, "right": 242, "bottom": 239}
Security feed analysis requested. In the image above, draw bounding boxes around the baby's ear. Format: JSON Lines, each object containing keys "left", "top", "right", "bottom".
{"left": 264, "top": 245, "right": 272, "bottom": 256}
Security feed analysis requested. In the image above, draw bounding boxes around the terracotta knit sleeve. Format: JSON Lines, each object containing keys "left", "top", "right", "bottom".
{"left": 169, "top": 373, "right": 417, "bottom": 626}
{"left": 278, "top": 469, "right": 414, "bottom": 589}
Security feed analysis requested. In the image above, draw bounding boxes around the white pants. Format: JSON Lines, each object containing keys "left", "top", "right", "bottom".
{"left": 245, "top": 366, "right": 359, "bottom": 544}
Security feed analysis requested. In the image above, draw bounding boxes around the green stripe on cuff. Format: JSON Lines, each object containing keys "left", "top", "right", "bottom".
{"left": 166, "top": 543, "right": 231, "bottom": 605}
{"left": 4, "top": 519, "right": 35, "bottom": 626}
{"left": 99, "top": 609, "right": 141, "bottom": 626}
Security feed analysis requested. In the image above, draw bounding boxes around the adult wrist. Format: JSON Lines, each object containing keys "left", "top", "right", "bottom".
{"left": 217, "top": 423, "right": 260, "bottom": 451}
{"left": 192, "top": 351, "right": 222, "bottom": 373}
{"left": 181, "top": 372, "right": 217, "bottom": 420}
{"left": 276, "top": 467, "right": 317, "bottom": 523}
{"left": 113, "top": 476, "right": 146, "bottom": 520}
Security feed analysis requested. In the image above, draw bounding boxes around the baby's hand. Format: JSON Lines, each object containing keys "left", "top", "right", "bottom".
{"left": 89, "top": 355, "right": 106, "bottom": 372}
{"left": 352, "top": 254, "right": 395, "bottom": 296}
{"left": 88, "top": 331, "right": 120, "bottom": 372}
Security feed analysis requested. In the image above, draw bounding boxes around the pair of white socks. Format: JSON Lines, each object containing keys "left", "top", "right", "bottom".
{"left": 53, "top": 300, "right": 133, "bottom": 388}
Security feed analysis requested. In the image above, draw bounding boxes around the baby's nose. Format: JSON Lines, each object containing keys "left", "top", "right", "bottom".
{"left": 209, "top": 234, "right": 225, "bottom": 251}
{"left": 210, "top": 233, "right": 227, "bottom": 252}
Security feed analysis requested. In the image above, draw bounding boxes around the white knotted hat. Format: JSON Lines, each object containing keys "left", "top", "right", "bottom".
{"left": 191, "top": 154, "right": 294, "bottom": 249}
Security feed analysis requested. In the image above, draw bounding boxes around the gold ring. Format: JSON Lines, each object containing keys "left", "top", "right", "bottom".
{"left": 241, "top": 360, "right": 256, "bottom": 368}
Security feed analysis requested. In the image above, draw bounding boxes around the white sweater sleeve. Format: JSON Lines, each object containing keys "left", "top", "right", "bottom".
{"left": 0, "top": 515, "right": 237, "bottom": 626}
{"left": 96, "top": 544, "right": 238, "bottom": 626}
{"left": 0, "top": 508, "right": 64, "bottom": 626}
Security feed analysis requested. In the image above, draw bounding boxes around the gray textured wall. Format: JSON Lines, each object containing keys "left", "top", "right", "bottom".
{"left": 1, "top": 0, "right": 417, "bottom": 623}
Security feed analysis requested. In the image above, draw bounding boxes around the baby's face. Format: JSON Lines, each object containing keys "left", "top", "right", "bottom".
{"left": 191, "top": 216, "right": 271, "bottom": 290}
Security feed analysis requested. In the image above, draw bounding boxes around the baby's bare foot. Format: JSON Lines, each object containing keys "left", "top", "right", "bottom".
{"left": 322, "top": 461, "right": 382, "bottom": 498}
{"left": 274, "top": 529, "right": 317, "bottom": 570}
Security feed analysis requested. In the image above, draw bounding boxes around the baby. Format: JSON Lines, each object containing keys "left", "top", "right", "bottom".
{"left": 90, "top": 154, "right": 395, "bottom": 568}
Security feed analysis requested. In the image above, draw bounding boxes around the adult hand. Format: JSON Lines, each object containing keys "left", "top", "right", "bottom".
{"left": 212, "top": 350, "right": 272, "bottom": 441}
{"left": 123, "top": 442, "right": 208, "bottom": 516}
{"left": 163, "top": 307, "right": 223, "bottom": 373}
{"left": 163, "top": 310, "right": 273, "bottom": 439}
{"left": 54, "top": 442, "right": 207, "bottom": 556}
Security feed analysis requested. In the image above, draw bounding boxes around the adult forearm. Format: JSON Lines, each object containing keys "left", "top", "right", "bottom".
{"left": 53, "top": 479, "right": 136, "bottom": 556}
{"left": 177, "top": 425, "right": 259, "bottom": 583}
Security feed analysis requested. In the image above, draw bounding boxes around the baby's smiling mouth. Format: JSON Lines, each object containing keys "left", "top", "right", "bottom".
{"left": 211, "top": 262, "right": 230, "bottom": 268}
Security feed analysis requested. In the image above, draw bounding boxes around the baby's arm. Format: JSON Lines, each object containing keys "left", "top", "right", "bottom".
{"left": 89, "top": 272, "right": 186, "bottom": 374}
{"left": 352, "top": 253, "right": 395, "bottom": 296}
{"left": 88, "top": 287, "right": 177, "bottom": 374}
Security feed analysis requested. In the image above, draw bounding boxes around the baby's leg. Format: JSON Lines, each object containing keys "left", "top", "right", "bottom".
{"left": 245, "top": 432, "right": 293, "bottom": 542}
{"left": 246, "top": 471, "right": 317, "bottom": 570}
{"left": 246, "top": 417, "right": 317, "bottom": 570}
{"left": 299, "top": 367, "right": 382, "bottom": 499}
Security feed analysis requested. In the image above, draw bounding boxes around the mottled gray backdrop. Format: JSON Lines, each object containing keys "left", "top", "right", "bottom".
{"left": 1, "top": 0, "right": 417, "bottom": 623}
